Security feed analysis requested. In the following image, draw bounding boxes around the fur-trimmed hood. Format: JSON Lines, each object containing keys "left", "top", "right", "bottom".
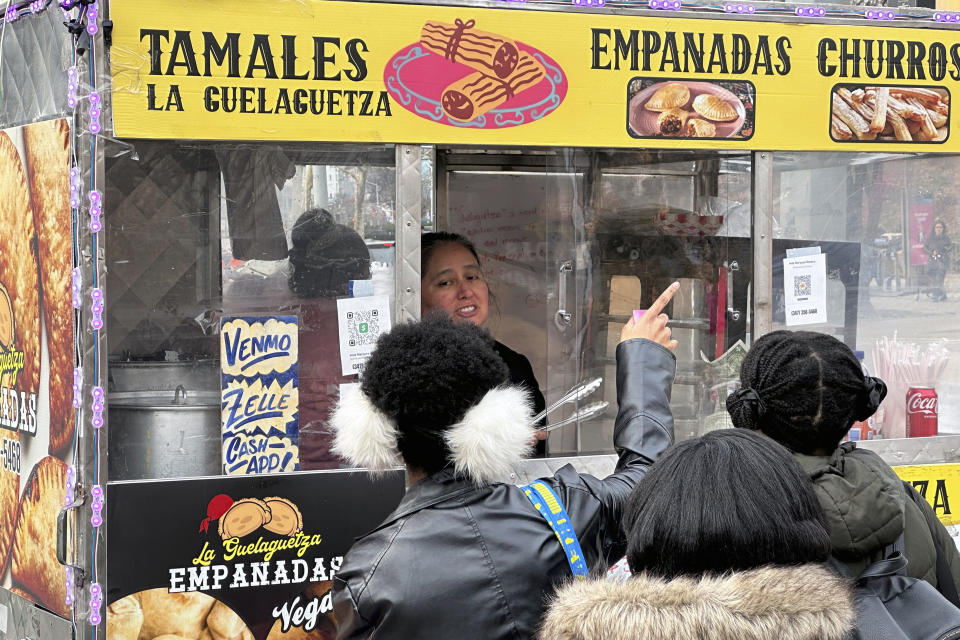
{"left": 538, "top": 564, "right": 855, "bottom": 640}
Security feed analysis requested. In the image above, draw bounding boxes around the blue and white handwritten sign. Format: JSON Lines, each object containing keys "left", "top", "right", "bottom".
{"left": 220, "top": 316, "right": 299, "bottom": 475}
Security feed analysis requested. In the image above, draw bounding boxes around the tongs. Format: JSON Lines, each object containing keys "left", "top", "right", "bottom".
{"left": 542, "top": 401, "right": 609, "bottom": 432}
{"left": 530, "top": 377, "right": 606, "bottom": 431}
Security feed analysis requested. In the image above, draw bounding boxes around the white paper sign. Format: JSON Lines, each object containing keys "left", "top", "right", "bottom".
{"left": 337, "top": 295, "right": 391, "bottom": 376}
{"left": 784, "top": 252, "right": 827, "bottom": 326}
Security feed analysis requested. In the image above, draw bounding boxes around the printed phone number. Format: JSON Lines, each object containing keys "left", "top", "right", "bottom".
{"left": 1, "top": 438, "right": 20, "bottom": 474}
{"left": 789, "top": 309, "right": 819, "bottom": 317}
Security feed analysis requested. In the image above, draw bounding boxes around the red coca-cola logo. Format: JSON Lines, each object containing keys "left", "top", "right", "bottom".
{"left": 907, "top": 392, "right": 938, "bottom": 415}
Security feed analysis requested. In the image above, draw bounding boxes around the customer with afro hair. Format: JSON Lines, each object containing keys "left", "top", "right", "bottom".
{"left": 329, "top": 283, "right": 681, "bottom": 640}
{"left": 726, "top": 330, "right": 960, "bottom": 597}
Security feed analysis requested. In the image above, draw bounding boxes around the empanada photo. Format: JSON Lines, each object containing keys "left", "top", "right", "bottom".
{"left": 685, "top": 118, "right": 717, "bottom": 138}
{"left": 219, "top": 498, "right": 272, "bottom": 539}
{"left": 10, "top": 456, "right": 68, "bottom": 618}
{"left": 657, "top": 108, "right": 689, "bottom": 137}
{"left": 137, "top": 589, "right": 215, "bottom": 640}
{"left": 644, "top": 82, "right": 690, "bottom": 111}
{"left": 263, "top": 497, "right": 303, "bottom": 536}
{"left": 206, "top": 599, "right": 251, "bottom": 640}
{"left": 107, "top": 593, "right": 144, "bottom": 640}
{"left": 23, "top": 119, "right": 75, "bottom": 456}
{"left": 0, "top": 131, "right": 40, "bottom": 400}
{"left": 692, "top": 94, "right": 738, "bottom": 121}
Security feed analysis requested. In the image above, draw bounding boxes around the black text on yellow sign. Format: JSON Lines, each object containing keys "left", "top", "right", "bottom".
{"left": 894, "top": 464, "right": 960, "bottom": 527}
{"left": 110, "top": 0, "right": 960, "bottom": 151}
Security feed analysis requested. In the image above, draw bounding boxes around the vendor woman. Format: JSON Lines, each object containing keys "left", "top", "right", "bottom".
{"left": 421, "top": 232, "right": 548, "bottom": 454}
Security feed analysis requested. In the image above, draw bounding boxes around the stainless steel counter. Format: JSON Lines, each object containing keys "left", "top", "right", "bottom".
{"left": 504, "top": 434, "right": 960, "bottom": 483}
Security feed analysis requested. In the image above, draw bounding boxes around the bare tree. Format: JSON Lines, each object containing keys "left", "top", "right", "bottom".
{"left": 343, "top": 166, "right": 369, "bottom": 238}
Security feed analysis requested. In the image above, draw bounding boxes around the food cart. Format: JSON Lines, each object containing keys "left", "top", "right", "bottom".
{"left": 3, "top": 0, "right": 960, "bottom": 637}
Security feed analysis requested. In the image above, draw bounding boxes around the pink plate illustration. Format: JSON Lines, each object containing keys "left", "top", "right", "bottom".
{"left": 385, "top": 18, "right": 568, "bottom": 129}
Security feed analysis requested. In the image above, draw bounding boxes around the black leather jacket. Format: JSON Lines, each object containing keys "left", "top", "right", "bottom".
{"left": 333, "top": 339, "right": 676, "bottom": 640}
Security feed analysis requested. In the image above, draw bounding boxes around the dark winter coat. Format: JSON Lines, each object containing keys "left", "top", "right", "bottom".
{"left": 795, "top": 443, "right": 960, "bottom": 592}
{"left": 332, "top": 339, "right": 677, "bottom": 640}
{"left": 538, "top": 564, "right": 855, "bottom": 640}
{"left": 925, "top": 231, "right": 952, "bottom": 271}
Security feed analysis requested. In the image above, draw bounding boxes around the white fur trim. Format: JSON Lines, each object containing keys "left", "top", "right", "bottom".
{"left": 444, "top": 386, "right": 535, "bottom": 484}
{"left": 330, "top": 384, "right": 403, "bottom": 471}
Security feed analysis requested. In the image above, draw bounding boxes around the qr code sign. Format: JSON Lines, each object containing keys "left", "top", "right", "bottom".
{"left": 793, "top": 274, "right": 812, "bottom": 297}
{"left": 345, "top": 309, "right": 381, "bottom": 347}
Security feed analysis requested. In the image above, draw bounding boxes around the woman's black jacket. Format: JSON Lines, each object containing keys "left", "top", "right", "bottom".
{"left": 332, "top": 339, "right": 677, "bottom": 640}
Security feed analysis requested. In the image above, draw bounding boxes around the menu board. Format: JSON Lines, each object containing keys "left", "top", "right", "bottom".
{"left": 111, "top": 0, "right": 960, "bottom": 152}
{"left": 0, "top": 118, "right": 74, "bottom": 618}
{"left": 106, "top": 469, "right": 405, "bottom": 640}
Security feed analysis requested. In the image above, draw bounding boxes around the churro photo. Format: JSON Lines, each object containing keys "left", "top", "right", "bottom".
{"left": 830, "top": 84, "right": 949, "bottom": 143}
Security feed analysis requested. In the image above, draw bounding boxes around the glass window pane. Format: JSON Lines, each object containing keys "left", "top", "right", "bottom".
{"left": 105, "top": 142, "right": 396, "bottom": 480}
{"left": 772, "top": 151, "right": 960, "bottom": 441}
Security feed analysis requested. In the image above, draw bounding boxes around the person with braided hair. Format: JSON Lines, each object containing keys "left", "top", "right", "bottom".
{"left": 726, "top": 330, "right": 960, "bottom": 597}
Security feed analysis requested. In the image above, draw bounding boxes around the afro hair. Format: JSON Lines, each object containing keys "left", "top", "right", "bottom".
{"left": 360, "top": 313, "right": 511, "bottom": 474}
{"left": 728, "top": 330, "right": 885, "bottom": 454}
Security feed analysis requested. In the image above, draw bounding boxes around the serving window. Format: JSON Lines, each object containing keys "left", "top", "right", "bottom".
{"left": 105, "top": 142, "right": 398, "bottom": 480}
{"left": 437, "top": 147, "right": 960, "bottom": 458}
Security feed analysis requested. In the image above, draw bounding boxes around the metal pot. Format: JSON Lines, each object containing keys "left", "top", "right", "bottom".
{"left": 108, "top": 387, "right": 222, "bottom": 481}
{"left": 108, "top": 360, "right": 219, "bottom": 392}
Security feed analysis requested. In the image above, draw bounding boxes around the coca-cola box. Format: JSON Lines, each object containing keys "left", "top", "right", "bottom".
{"left": 106, "top": 469, "right": 404, "bottom": 639}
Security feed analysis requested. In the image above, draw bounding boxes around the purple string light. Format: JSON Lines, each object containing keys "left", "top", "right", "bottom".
{"left": 91, "top": 288, "right": 103, "bottom": 331}
{"left": 67, "top": 66, "right": 78, "bottom": 110}
{"left": 89, "top": 582, "right": 102, "bottom": 625}
{"left": 5, "top": 5, "right": 17, "bottom": 22}
{"left": 935, "top": 12, "right": 960, "bottom": 21}
{"left": 85, "top": 0, "right": 97, "bottom": 34}
{"left": 91, "top": 485, "right": 103, "bottom": 527}
{"left": 91, "top": 386, "right": 104, "bottom": 428}
{"left": 795, "top": 6, "right": 826, "bottom": 16}
{"left": 71, "top": 268, "right": 81, "bottom": 309}
{"left": 65, "top": 465, "right": 75, "bottom": 506}
{"left": 30, "top": 0, "right": 42, "bottom": 12}
{"left": 724, "top": 3, "right": 755, "bottom": 12}
{"left": 65, "top": 566, "right": 73, "bottom": 608}
{"left": 865, "top": 8, "right": 894, "bottom": 19}
{"left": 69, "top": 166, "right": 80, "bottom": 207}
{"left": 88, "top": 91, "right": 101, "bottom": 135}
{"left": 72, "top": 367, "right": 82, "bottom": 409}
{"left": 572, "top": 0, "right": 606, "bottom": 6}
{"left": 649, "top": 0, "right": 681, "bottom": 9}
{"left": 88, "top": 189, "right": 101, "bottom": 232}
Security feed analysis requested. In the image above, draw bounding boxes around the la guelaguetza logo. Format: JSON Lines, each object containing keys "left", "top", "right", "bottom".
{"left": 385, "top": 18, "right": 568, "bottom": 129}
{"left": 176, "top": 493, "right": 339, "bottom": 593}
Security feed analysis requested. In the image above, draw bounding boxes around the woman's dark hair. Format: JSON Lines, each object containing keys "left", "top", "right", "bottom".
{"left": 288, "top": 208, "right": 370, "bottom": 298}
{"left": 421, "top": 232, "right": 482, "bottom": 278}
{"left": 933, "top": 218, "right": 948, "bottom": 234}
{"left": 623, "top": 429, "right": 830, "bottom": 579}
{"left": 360, "top": 313, "right": 509, "bottom": 474}
{"left": 726, "top": 330, "right": 886, "bottom": 454}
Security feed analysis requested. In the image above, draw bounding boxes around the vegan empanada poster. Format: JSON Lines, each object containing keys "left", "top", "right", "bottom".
{"left": 106, "top": 469, "right": 404, "bottom": 640}
{"left": 112, "top": 0, "right": 959, "bottom": 152}
{"left": 0, "top": 118, "right": 75, "bottom": 620}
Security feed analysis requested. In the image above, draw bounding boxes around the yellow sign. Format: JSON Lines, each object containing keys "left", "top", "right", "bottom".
{"left": 111, "top": 0, "right": 960, "bottom": 151}
{"left": 894, "top": 464, "right": 960, "bottom": 526}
